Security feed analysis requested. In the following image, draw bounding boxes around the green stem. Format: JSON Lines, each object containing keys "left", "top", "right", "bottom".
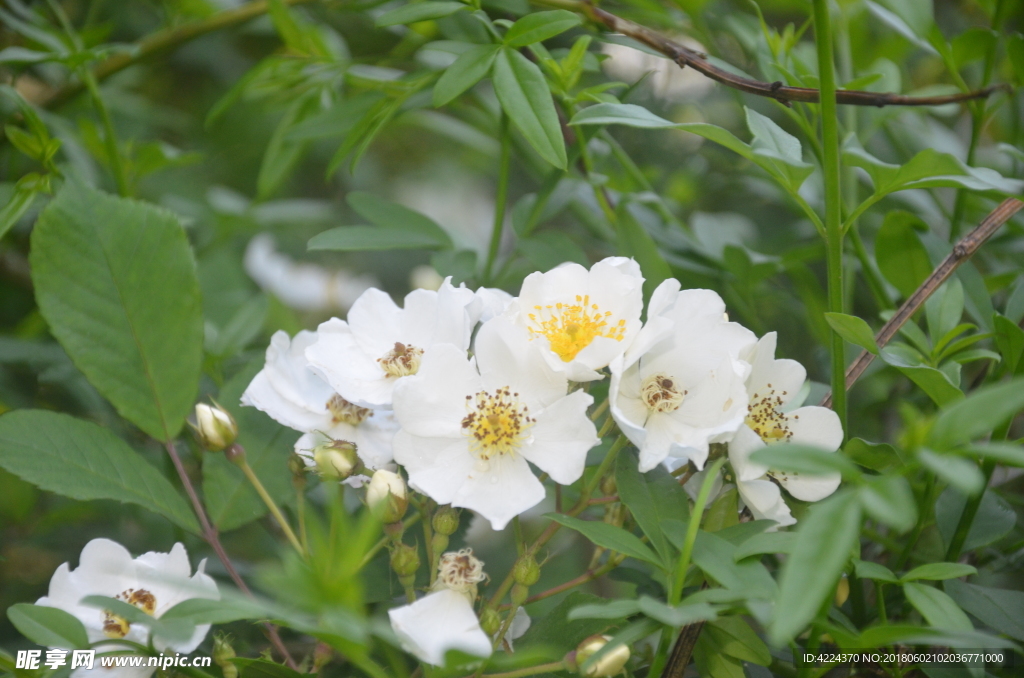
{"left": 477, "top": 661, "right": 565, "bottom": 678}
{"left": 236, "top": 458, "right": 305, "bottom": 557}
{"left": 81, "top": 71, "right": 129, "bottom": 196}
{"left": 513, "top": 515, "right": 525, "bottom": 556}
{"left": 671, "top": 457, "right": 726, "bottom": 604}
{"left": 575, "top": 124, "right": 617, "bottom": 224}
{"left": 876, "top": 582, "right": 887, "bottom": 623}
{"left": 296, "top": 486, "right": 309, "bottom": 555}
{"left": 812, "top": 0, "right": 847, "bottom": 436}
{"left": 484, "top": 115, "right": 511, "bottom": 283}
{"left": 648, "top": 629, "right": 673, "bottom": 678}
{"left": 945, "top": 459, "right": 996, "bottom": 561}
{"left": 893, "top": 475, "right": 937, "bottom": 570}
{"left": 358, "top": 512, "right": 422, "bottom": 571}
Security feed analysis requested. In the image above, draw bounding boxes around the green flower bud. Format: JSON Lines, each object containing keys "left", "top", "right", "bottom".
{"left": 479, "top": 607, "right": 501, "bottom": 637}
{"left": 367, "top": 469, "right": 408, "bottom": 523}
{"left": 513, "top": 554, "right": 541, "bottom": 587}
{"left": 313, "top": 439, "right": 359, "bottom": 480}
{"left": 600, "top": 474, "right": 617, "bottom": 497}
{"left": 510, "top": 583, "right": 529, "bottom": 607}
{"left": 212, "top": 633, "right": 238, "bottom": 678}
{"left": 432, "top": 505, "right": 460, "bottom": 536}
{"left": 431, "top": 532, "right": 450, "bottom": 559}
{"left": 390, "top": 542, "right": 420, "bottom": 588}
{"left": 575, "top": 635, "right": 630, "bottom": 677}
{"left": 192, "top": 402, "right": 238, "bottom": 452}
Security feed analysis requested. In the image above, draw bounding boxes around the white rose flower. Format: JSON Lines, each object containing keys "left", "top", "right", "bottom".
{"left": 469, "top": 286, "right": 514, "bottom": 324}
{"left": 388, "top": 549, "right": 492, "bottom": 666}
{"left": 241, "top": 330, "right": 395, "bottom": 469}
{"left": 503, "top": 257, "right": 645, "bottom": 382}
{"left": 305, "top": 280, "right": 477, "bottom": 409}
{"left": 727, "top": 332, "right": 844, "bottom": 528}
{"left": 610, "top": 281, "right": 756, "bottom": 472}
{"left": 392, "top": 316, "right": 600, "bottom": 530}
{"left": 36, "top": 539, "right": 218, "bottom": 678}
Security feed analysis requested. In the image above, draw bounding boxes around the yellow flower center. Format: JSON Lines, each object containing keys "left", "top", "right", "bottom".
{"left": 640, "top": 373, "right": 687, "bottom": 413}
{"left": 326, "top": 394, "right": 371, "bottom": 425}
{"left": 102, "top": 588, "right": 156, "bottom": 639}
{"left": 461, "top": 387, "right": 535, "bottom": 460}
{"left": 526, "top": 295, "right": 626, "bottom": 362}
{"left": 745, "top": 383, "right": 795, "bottom": 443}
{"left": 378, "top": 342, "right": 423, "bottom": 377}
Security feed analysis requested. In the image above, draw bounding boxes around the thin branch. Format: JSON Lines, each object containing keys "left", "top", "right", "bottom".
{"left": 820, "top": 198, "right": 1024, "bottom": 407}
{"left": 534, "top": 0, "right": 1010, "bottom": 108}
{"left": 164, "top": 441, "right": 299, "bottom": 670}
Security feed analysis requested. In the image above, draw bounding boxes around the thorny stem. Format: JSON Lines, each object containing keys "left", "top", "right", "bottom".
{"left": 484, "top": 115, "right": 512, "bottom": 283}
{"left": 821, "top": 198, "right": 1024, "bottom": 407}
{"left": 230, "top": 448, "right": 305, "bottom": 557}
{"left": 163, "top": 442, "right": 297, "bottom": 669}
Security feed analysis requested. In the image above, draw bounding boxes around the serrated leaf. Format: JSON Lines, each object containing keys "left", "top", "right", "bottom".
{"left": 29, "top": 181, "right": 203, "bottom": 442}
{"left": 504, "top": 11, "right": 581, "bottom": 48}
{"left": 7, "top": 604, "right": 89, "bottom": 650}
{"left": 493, "top": 48, "right": 566, "bottom": 169}
{"left": 0, "top": 410, "right": 199, "bottom": 532}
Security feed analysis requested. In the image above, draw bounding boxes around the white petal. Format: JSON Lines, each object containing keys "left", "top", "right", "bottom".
{"left": 241, "top": 369, "right": 329, "bottom": 433}
{"left": 609, "top": 359, "right": 650, "bottom": 456}
{"left": 305, "top": 318, "right": 395, "bottom": 408}
{"left": 786, "top": 406, "right": 844, "bottom": 452}
{"left": 263, "top": 330, "right": 335, "bottom": 413}
{"left": 393, "top": 431, "right": 475, "bottom": 505}
{"left": 521, "top": 390, "right": 598, "bottom": 484}
{"left": 70, "top": 539, "right": 136, "bottom": 598}
{"left": 728, "top": 426, "right": 770, "bottom": 482}
{"left": 469, "top": 287, "right": 514, "bottom": 324}
{"left": 776, "top": 470, "right": 841, "bottom": 503}
{"left": 388, "top": 589, "right": 492, "bottom": 666}
{"left": 737, "top": 478, "right": 795, "bottom": 529}
{"left": 347, "top": 288, "right": 403, "bottom": 355}
{"left": 392, "top": 344, "right": 479, "bottom": 438}
{"left": 474, "top": 316, "right": 567, "bottom": 410}
{"left": 744, "top": 333, "right": 805, "bottom": 409}
{"left": 453, "top": 454, "right": 545, "bottom": 531}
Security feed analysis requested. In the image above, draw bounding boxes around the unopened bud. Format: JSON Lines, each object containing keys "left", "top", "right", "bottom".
{"left": 192, "top": 402, "right": 238, "bottom": 452}
{"left": 390, "top": 542, "right": 420, "bottom": 586}
{"left": 479, "top": 607, "right": 501, "bottom": 637}
{"left": 432, "top": 505, "right": 460, "bottom": 536}
{"left": 835, "top": 575, "right": 850, "bottom": 607}
{"left": 513, "top": 554, "right": 540, "bottom": 587}
{"left": 212, "top": 633, "right": 237, "bottom": 678}
{"left": 575, "top": 635, "right": 630, "bottom": 677}
{"left": 367, "top": 469, "right": 408, "bottom": 523}
{"left": 510, "top": 583, "right": 529, "bottom": 607}
{"left": 600, "top": 474, "right": 617, "bottom": 497}
{"left": 313, "top": 439, "right": 359, "bottom": 480}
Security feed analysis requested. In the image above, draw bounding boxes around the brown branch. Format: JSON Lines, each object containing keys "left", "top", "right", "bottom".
{"left": 662, "top": 620, "right": 704, "bottom": 678}
{"left": 535, "top": 0, "right": 1010, "bottom": 108}
{"left": 821, "top": 198, "right": 1024, "bottom": 408}
{"left": 164, "top": 441, "right": 300, "bottom": 670}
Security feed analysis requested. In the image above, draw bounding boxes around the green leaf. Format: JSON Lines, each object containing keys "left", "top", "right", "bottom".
{"left": 287, "top": 93, "right": 383, "bottom": 141}
{"left": 545, "top": 513, "right": 662, "bottom": 567}
{"left": 636, "top": 597, "right": 717, "bottom": 627}
{"left": 204, "top": 360, "right": 295, "bottom": 531}
{"left": 771, "top": 491, "right": 862, "bottom": 644}
{"left": 853, "top": 559, "right": 899, "bottom": 583}
{"left": 616, "top": 202, "right": 673, "bottom": 300}
{"left": 844, "top": 437, "right": 903, "bottom": 472}
{"left": 232, "top": 658, "right": 306, "bottom": 678}
{"left": 928, "top": 377, "right": 1024, "bottom": 449}
{"left": 750, "top": 443, "right": 862, "bottom": 478}
{"left": 704, "top": 616, "right": 772, "bottom": 666}
{"left": 433, "top": 44, "right": 500, "bottom": 107}
{"left": 874, "top": 212, "right": 933, "bottom": 298}
{"left": 691, "top": 531, "right": 777, "bottom": 600}
{"left": 945, "top": 581, "right": 1024, "bottom": 642}
{"left": 903, "top": 582, "right": 973, "bottom": 632}
{"left": 615, "top": 451, "right": 675, "bottom": 562}
{"left": 744, "top": 108, "right": 814, "bottom": 190}
{"left": 935, "top": 489, "right": 1015, "bottom": 553}
{"left": 492, "top": 48, "right": 567, "bottom": 169}
{"left": 694, "top": 632, "right": 746, "bottom": 678}
{"left": 80, "top": 595, "right": 194, "bottom": 644}
{"left": 879, "top": 350, "right": 963, "bottom": 407}
{"left": 520, "top": 592, "right": 621, "bottom": 653}
{"left": 0, "top": 186, "right": 35, "bottom": 241}
{"left": 902, "top": 562, "right": 976, "bottom": 582}
{"left": 7, "top": 604, "right": 89, "bottom": 649}
{"left": 0, "top": 410, "right": 199, "bottom": 532}
{"left": 29, "top": 181, "right": 203, "bottom": 442}
{"left": 257, "top": 97, "right": 318, "bottom": 199}
{"left": 858, "top": 475, "right": 916, "bottom": 533}
{"left": 917, "top": 450, "right": 984, "bottom": 496}
{"left": 568, "top": 599, "right": 640, "bottom": 620}
{"left": 347, "top": 192, "right": 452, "bottom": 246}
{"left": 824, "top": 312, "right": 879, "bottom": 354}
{"left": 732, "top": 531, "right": 796, "bottom": 560}
{"left": 375, "top": 2, "right": 467, "bottom": 27}
{"left": 993, "top": 314, "right": 1024, "bottom": 375}
{"left": 504, "top": 10, "right": 581, "bottom": 48}
{"left": 161, "top": 597, "right": 269, "bottom": 625}
{"left": 961, "top": 442, "right": 1024, "bottom": 467}
{"left": 308, "top": 226, "right": 445, "bottom": 251}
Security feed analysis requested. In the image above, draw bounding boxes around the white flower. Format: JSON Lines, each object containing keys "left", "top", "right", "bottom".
{"left": 388, "top": 549, "right": 491, "bottom": 666}
{"left": 499, "top": 607, "right": 531, "bottom": 652}
{"left": 305, "top": 280, "right": 477, "bottom": 409}
{"left": 610, "top": 281, "right": 756, "bottom": 472}
{"left": 469, "top": 287, "right": 514, "bottom": 324}
{"left": 242, "top": 330, "right": 395, "bottom": 469}
{"left": 36, "top": 539, "right": 218, "bottom": 678}
{"left": 503, "top": 257, "right": 645, "bottom": 382}
{"left": 392, "top": 316, "right": 600, "bottom": 530}
{"left": 727, "top": 333, "right": 844, "bottom": 528}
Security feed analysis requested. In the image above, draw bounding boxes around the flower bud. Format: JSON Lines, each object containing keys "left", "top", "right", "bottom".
{"left": 212, "top": 633, "right": 238, "bottom": 678}
{"left": 513, "top": 554, "right": 540, "bottom": 587}
{"left": 313, "top": 439, "right": 359, "bottom": 480}
{"left": 367, "top": 469, "right": 408, "bottom": 523}
{"left": 835, "top": 574, "right": 850, "bottom": 607}
{"left": 510, "top": 583, "right": 529, "bottom": 607}
{"left": 390, "top": 542, "right": 420, "bottom": 588}
{"left": 479, "top": 607, "right": 501, "bottom": 637}
{"left": 431, "top": 532, "right": 449, "bottom": 559}
{"left": 600, "top": 474, "right": 617, "bottom": 497}
{"left": 192, "top": 402, "right": 238, "bottom": 452}
{"left": 432, "top": 505, "right": 460, "bottom": 536}
{"left": 575, "top": 635, "right": 630, "bottom": 677}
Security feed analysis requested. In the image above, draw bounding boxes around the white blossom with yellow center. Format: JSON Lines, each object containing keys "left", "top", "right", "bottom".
{"left": 727, "top": 332, "right": 843, "bottom": 528}
{"left": 306, "top": 279, "right": 477, "bottom": 409}
{"left": 504, "top": 257, "right": 645, "bottom": 382}
{"left": 36, "top": 539, "right": 218, "bottom": 678}
{"left": 392, "top": 316, "right": 600, "bottom": 530}
{"left": 242, "top": 330, "right": 395, "bottom": 470}
{"left": 388, "top": 549, "right": 492, "bottom": 666}
{"left": 610, "top": 281, "right": 756, "bottom": 472}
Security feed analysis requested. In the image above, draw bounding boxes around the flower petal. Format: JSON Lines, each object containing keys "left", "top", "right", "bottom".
{"left": 521, "top": 390, "right": 598, "bottom": 484}
{"left": 474, "top": 316, "right": 567, "bottom": 410}
{"left": 388, "top": 589, "right": 492, "bottom": 666}
{"left": 737, "top": 478, "right": 795, "bottom": 529}
{"left": 785, "top": 406, "right": 844, "bottom": 452}
{"left": 306, "top": 318, "right": 395, "bottom": 408}
{"left": 392, "top": 344, "right": 479, "bottom": 438}
{"left": 744, "top": 333, "right": 805, "bottom": 409}
{"left": 241, "top": 369, "right": 329, "bottom": 433}
{"left": 393, "top": 430, "right": 475, "bottom": 505}
{"left": 728, "top": 425, "right": 770, "bottom": 482}
{"left": 453, "top": 454, "right": 545, "bottom": 531}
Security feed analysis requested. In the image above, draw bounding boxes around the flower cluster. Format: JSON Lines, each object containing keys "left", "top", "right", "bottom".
{"left": 243, "top": 256, "right": 842, "bottom": 530}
